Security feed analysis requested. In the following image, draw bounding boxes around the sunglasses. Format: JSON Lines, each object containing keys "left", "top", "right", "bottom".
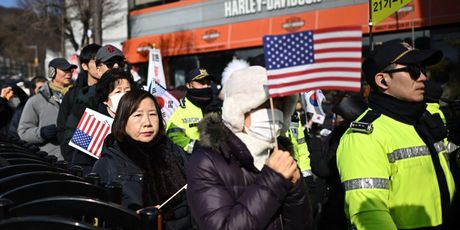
{"left": 103, "top": 60, "right": 125, "bottom": 69}
{"left": 382, "top": 65, "right": 426, "bottom": 80}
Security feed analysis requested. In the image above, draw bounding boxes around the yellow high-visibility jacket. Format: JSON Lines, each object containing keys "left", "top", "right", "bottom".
{"left": 166, "top": 97, "right": 203, "bottom": 153}
{"left": 337, "top": 109, "right": 456, "bottom": 230}
{"left": 285, "top": 113, "right": 312, "bottom": 177}
{"left": 426, "top": 102, "right": 446, "bottom": 124}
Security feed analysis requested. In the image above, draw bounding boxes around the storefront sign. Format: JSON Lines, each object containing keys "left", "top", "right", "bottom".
{"left": 282, "top": 16, "right": 305, "bottom": 32}
{"left": 202, "top": 30, "right": 221, "bottom": 43}
{"left": 224, "top": 0, "right": 322, "bottom": 17}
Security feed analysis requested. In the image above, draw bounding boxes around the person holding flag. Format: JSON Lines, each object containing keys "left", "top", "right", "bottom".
{"left": 92, "top": 90, "right": 195, "bottom": 229}
{"left": 186, "top": 66, "right": 312, "bottom": 230}
{"left": 69, "top": 68, "right": 134, "bottom": 175}
{"left": 166, "top": 68, "right": 217, "bottom": 154}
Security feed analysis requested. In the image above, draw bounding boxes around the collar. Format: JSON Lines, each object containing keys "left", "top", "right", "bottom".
{"left": 368, "top": 91, "right": 426, "bottom": 125}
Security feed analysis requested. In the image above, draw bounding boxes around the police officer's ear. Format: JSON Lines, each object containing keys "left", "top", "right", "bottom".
{"left": 375, "top": 73, "right": 389, "bottom": 89}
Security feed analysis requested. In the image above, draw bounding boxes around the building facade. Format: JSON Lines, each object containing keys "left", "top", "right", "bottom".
{"left": 124, "top": 0, "right": 460, "bottom": 95}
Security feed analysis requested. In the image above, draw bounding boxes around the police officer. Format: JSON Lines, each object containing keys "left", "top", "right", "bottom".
{"left": 337, "top": 39, "right": 456, "bottom": 229}
{"left": 166, "top": 68, "right": 215, "bottom": 153}
{"left": 285, "top": 104, "right": 312, "bottom": 178}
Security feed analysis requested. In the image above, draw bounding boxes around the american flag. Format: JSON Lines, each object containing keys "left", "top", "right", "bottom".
{"left": 263, "top": 26, "right": 362, "bottom": 97}
{"left": 69, "top": 108, "right": 113, "bottom": 159}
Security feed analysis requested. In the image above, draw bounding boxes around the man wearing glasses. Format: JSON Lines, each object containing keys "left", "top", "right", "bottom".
{"left": 61, "top": 44, "right": 126, "bottom": 174}
{"left": 18, "top": 58, "right": 77, "bottom": 161}
{"left": 337, "top": 39, "right": 456, "bottom": 229}
{"left": 95, "top": 44, "right": 126, "bottom": 77}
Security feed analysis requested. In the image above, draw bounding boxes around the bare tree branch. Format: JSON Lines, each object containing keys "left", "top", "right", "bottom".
{"left": 18, "top": 0, "right": 122, "bottom": 53}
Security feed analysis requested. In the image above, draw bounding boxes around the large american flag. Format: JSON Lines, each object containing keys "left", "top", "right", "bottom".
{"left": 263, "top": 26, "right": 362, "bottom": 97}
{"left": 69, "top": 108, "right": 113, "bottom": 159}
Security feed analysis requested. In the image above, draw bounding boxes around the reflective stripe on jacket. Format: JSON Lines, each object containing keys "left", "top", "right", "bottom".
{"left": 337, "top": 110, "right": 456, "bottom": 229}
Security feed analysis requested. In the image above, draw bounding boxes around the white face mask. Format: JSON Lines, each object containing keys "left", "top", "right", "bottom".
{"left": 108, "top": 92, "right": 125, "bottom": 113}
{"left": 245, "top": 108, "right": 284, "bottom": 142}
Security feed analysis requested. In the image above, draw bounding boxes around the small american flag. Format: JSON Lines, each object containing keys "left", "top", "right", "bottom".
{"left": 263, "top": 26, "right": 362, "bottom": 97}
{"left": 69, "top": 108, "right": 113, "bottom": 159}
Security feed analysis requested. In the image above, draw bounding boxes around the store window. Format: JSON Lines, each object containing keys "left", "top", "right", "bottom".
{"left": 129, "top": 0, "right": 180, "bottom": 10}
{"left": 167, "top": 47, "right": 263, "bottom": 88}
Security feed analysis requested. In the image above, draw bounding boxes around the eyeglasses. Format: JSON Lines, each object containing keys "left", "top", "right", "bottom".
{"left": 382, "top": 65, "right": 426, "bottom": 80}
{"left": 103, "top": 60, "right": 125, "bottom": 69}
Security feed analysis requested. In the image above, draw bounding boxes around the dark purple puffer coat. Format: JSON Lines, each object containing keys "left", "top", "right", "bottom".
{"left": 186, "top": 113, "right": 312, "bottom": 230}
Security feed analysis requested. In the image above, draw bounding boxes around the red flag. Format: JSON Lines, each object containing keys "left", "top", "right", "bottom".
{"left": 263, "top": 26, "right": 362, "bottom": 97}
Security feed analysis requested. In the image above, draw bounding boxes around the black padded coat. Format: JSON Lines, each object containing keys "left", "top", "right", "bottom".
{"left": 186, "top": 113, "right": 312, "bottom": 230}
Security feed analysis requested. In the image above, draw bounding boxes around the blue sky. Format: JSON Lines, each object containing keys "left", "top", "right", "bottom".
{"left": 0, "top": 0, "right": 18, "bottom": 8}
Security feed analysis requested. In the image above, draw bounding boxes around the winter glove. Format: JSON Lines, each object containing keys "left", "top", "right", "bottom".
{"left": 40, "top": 124, "right": 57, "bottom": 142}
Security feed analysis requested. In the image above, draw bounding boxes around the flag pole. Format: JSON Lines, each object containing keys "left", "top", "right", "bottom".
{"left": 269, "top": 97, "right": 279, "bottom": 149}
{"left": 369, "top": 0, "right": 374, "bottom": 51}
{"left": 158, "top": 184, "right": 187, "bottom": 210}
{"left": 411, "top": 3, "right": 415, "bottom": 46}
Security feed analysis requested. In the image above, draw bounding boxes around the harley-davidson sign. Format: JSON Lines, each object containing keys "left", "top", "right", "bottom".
{"left": 224, "top": 0, "right": 322, "bottom": 17}
{"left": 202, "top": 30, "right": 221, "bottom": 43}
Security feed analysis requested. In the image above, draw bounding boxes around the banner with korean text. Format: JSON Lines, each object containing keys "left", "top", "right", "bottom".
{"left": 147, "top": 48, "right": 167, "bottom": 88}
{"left": 371, "top": 0, "right": 413, "bottom": 25}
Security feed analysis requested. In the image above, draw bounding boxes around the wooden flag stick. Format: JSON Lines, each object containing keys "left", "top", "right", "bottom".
{"left": 269, "top": 97, "right": 279, "bottom": 149}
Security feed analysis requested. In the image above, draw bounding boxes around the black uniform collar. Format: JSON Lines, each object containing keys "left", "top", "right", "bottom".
{"left": 368, "top": 91, "right": 426, "bottom": 125}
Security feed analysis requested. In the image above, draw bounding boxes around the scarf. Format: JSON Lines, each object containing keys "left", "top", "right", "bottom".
{"left": 49, "top": 81, "right": 73, "bottom": 95}
{"left": 186, "top": 88, "right": 212, "bottom": 109}
{"left": 118, "top": 135, "right": 187, "bottom": 208}
{"left": 368, "top": 91, "right": 426, "bottom": 125}
{"left": 235, "top": 131, "right": 275, "bottom": 170}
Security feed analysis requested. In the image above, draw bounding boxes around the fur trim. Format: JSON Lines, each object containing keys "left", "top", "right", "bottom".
{"left": 221, "top": 59, "right": 250, "bottom": 88}
{"left": 198, "top": 113, "right": 231, "bottom": 152}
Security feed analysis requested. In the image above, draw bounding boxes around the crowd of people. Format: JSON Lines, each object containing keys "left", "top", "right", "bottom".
{"left": 0, "top": 39, "right": 459, "bottom": 229}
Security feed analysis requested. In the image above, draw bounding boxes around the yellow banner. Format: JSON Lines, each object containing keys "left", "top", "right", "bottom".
{"left": 371, "top": 0, "right": 413, "bottom": 25}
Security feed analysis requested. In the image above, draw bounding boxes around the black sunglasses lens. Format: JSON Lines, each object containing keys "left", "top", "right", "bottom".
{"left": 105, "top": 62, "right": 114, "bottom": 68}
{"left": 104, "top": 61, "right": 124, "bottom": 69}
{"left": 408, "top": 65, "right": 426, "bottom": 80}
{"left": 407, "top": 65, "right": 419, "bottom": 80}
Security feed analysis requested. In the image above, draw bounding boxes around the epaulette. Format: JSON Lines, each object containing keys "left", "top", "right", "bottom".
{"left": 179, "top": 98, "right": 186, "bottom": 108}
{"left": 349, "top": 110, "right": 381, "bottom": 134}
